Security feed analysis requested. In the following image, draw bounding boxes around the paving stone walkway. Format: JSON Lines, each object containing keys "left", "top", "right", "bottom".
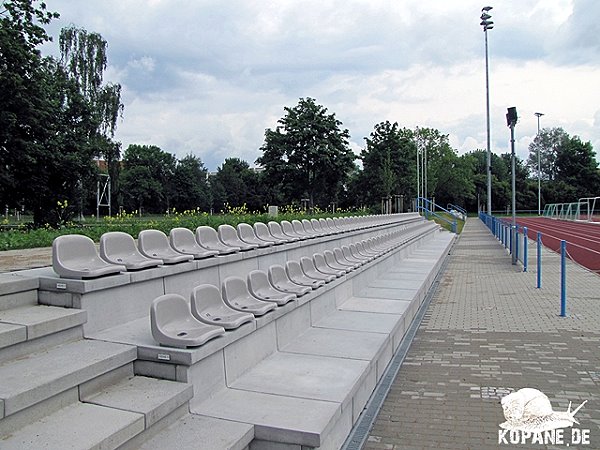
{"left": 365, "top": 218, "right": 600, "bottom": 450}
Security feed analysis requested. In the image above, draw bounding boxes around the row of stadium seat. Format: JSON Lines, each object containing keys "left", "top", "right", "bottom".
{"left": 51, "top": 214, "right": 415, "bottom": 279}
{"left": 150, "top": 226, "right": 424, "bottom": 348}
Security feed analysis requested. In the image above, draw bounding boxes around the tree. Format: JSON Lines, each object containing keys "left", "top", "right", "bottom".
{"left": 210, "top": 158, "right": 265, "bottom": 211}
{"left": 170, "top": 154, "right": 211, "bottom": 212}
{"left": 119, "top": 145, "right": 176, "bottom": 213}
{"left": 526, "top": 128, "right": 569, "bottom": 182}
{"left": 257, "top": 98, "right": 356, "bottom": 208}
{"left": 356, "top": 121, "right": 415, "bottom": 209}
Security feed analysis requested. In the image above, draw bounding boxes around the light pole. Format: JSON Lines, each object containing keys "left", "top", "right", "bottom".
{"left": 534, "top": 112, "right": 544, "bottom": 215}
{"left": 507, "top": 107, "right": 518, "bottom": 265}
{"left": 481, "top": 6, "right": 494, "bottom": 215}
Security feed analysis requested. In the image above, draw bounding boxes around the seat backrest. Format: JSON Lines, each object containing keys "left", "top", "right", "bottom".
{"left": 170, "top": 227, "right": 197, "bottom": 250}
{"left": 302, "top": 219, "right": 315, "bottom": 233}
{"left": 222, "top": 276, "right": 250, "bottom": 301}
{"left": 255, "top": 222, "right": 275, "bottom": 240}
{"left": 139, "top": 229, "right": 172, "bottom": 253}
{"left": 99, "top": 231, "right": 138, "bottom": 259}
{"left": 286, "top": 260, "right": 304, "bottom": 278}
{"left": 191, "top": 284, "right": 223, "bottom": 310}
{"left": 196, "top": 226, "right": 219, "bottom": 245}
{"left": 238, "top": 223, "right": 257, "bottom": 240}
{"left": 292, "top": 220, "right": 307, "bottom": 235}
{"left": 151, "top": 293, "right": 190, "bottom": 327}
{"left": 53, "top": 234, "right": 98, "bottom": 263}
{"left": 218, "top": 224, "right": 242, "bottom": 243}
{"left": 280, "top": 220, "right": 297, "bottom": 236}
{"left": 247, "top": 269, "right": 270, "bottom": 291}
{"left": 268, "top": 264, "right": 289, "bottom": 284}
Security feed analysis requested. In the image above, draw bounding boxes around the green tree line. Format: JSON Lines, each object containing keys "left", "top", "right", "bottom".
{"left": 2, "top": 1, "right": 599, "bottom": 226}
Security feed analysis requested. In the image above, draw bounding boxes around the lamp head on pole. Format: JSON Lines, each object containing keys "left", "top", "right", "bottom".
{"left": 506, "top": 107, "right": 518, "bottom": 127}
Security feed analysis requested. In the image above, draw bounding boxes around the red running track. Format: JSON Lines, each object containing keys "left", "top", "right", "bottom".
{"left": 512, "top": 217, "right": 600, "bottom": 273}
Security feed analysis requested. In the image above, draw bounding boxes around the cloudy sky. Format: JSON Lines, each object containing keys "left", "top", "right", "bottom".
{"left": 41, "top": 0, "right": 600, "bottom": 171}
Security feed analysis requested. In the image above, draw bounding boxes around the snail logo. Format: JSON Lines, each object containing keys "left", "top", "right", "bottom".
{"left": 498, "top": 388, "right": 591, "bottom": 446}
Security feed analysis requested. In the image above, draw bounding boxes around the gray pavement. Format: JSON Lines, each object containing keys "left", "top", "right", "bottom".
{"left": 364, "top": 218, "right": 600, "bottom": 450}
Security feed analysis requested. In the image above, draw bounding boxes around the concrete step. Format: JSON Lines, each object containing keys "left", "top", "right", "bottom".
{"left": 0, "top": 304, "right": 86, "bottom": 350}
{"left": 135, "top": 414, "right": 254, "bottom": 450}
{"left": 0, "top": 401, "right": 145, "bottom": 450}
{"left": 0, "top": 273, "right": 38, "bottom": 311}
{"left": 0, "top": 338, "right": 136, "bottom": 419}
{"left": 82, "top": 375, "right": 193, "bottom": 429}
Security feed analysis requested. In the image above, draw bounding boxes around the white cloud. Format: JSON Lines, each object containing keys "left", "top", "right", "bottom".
{"left": 39, "top": 0, "right": 600, "bottom": 171}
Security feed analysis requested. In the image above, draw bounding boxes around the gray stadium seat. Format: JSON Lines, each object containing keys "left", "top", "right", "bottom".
{"left": 150, "top": 294, "right": 225, "bottom": 348}
{"left": 286, "top": 261, "right": 325, "bottom": 289}
{"left": 99, "top": 231, "right": 162, "bottom": 270}
{"left": 222, "top": 276, "right": 277, "bottom": 316}
{"left": 52, "top": 234, "right": 126, "bottom": 279}
{"left": 238, "top": 223, "right": 273, "bottom": 248}
{"left": 196, "top": 226, "right": 241, "bottom": 255}
{"left": 268, "top": 221, "right": 298, "bottom": 242}
{"left": 254, "top": 222, "right": 286, "bottom": 245}
{"left": 333, "top": 247, "right": 361, "bottom": 270}
{"left": 281, "top": 220, "right": 307, "bottom": 240}
{"left": 300, "top": 257, "right": 335, "bottom": 283}
{"left": 323, "top": 250, "right": 353, "bottom": 272}
{"left": 292, "top": 219, "right": 315, "bottom": 238}
{"left": 169, "top": 227, "right": 219, "bottom": 259}
{"left": 218, "top": 224, "right": 257, "bottom": 251}
{"left": 247, "top": 270, "right": 296, "bottom": 305}
{"left": 190, "top": 284, "right": 254, "bottom": 330}
{"left": 313, "top": 253, "right": 345, "bottom": 277}
{"left": 268, "top": 265, "right": 312, "bottom": 297}
{"left": 138, "top": 230, "right": 194, "bottom": 265}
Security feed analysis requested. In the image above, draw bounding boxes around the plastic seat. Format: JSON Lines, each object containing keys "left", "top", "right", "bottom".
{"left": 319, "top": 218, "right": 337, "bottom": 234}
{"left": 326, "top": 217, "right": 343, "bottom": 233}
{"left": 313, "top": 253, "right": 345, "bottom": 277}
{"left": 196, "top": 226, "right": 241, "bottom": 255}
{"left": 150, "top": 294, "right": 225, "bottom": 348}
{"left": 218, "top": 224, "right": 257, "bottom": 251}
{"left": 267, "top": 221, "right": 298, "bottom": 242}
{"left": 238, "top": 223, "right": 273, "bottom": 248}
{"left": 281, "top": 220, "right": 307, "bottom": 240}
{"left": 301, "top": 219, "right": 324, "bottom": 237}
{"left": 52, "top": 235, "right": 126, "bottom": 279}
{"left": 254, "top": 222, "right": 286, "bottom": 244}
{"left": 333, "top": 247, "right": 361, "bottom": 270}
{"left": 169, "top": 227, "right": 219, "bottom": 259}
{"left": 341, "top": 245, "right": 366, "bottom": 265}
{"left": 292, "top": 219, "right": 316, "bottom": 238}
{"left": 268, "top": 265, "right": 312, "bottom": 297}
{"left": 357, "top": 241, "right": 379, "bottom": 258}
{"left": 222, "top": 277, "right": 277, "bottom": 316}
{"left": 138, "top": 230, "right": 194, "bottom": 265}
{"left": 285, "top": 261, "right": 325, "bottom": 289}
{"left": 350, "top": 243, "right": 373, "bottom": 262}
{"left": 190, "top": 284, "right": 254, "bottom": 330}
{"left": 247, "top": 270, "right": 296, "bottom": 305}
{"left": 324, "top": 250, "right": 353, "bottom": 272}
{"left": 300, "top": 257, "right": 335, "bottom": 283}
{"left": 99, "top": 231, "right": 162, "bottom": 270}
{"left": 311, "top": 219, "right": 330, "bottom": 236}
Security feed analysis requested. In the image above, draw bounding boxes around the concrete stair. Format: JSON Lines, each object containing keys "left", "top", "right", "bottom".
{"left": 0, "top": 275, "right": 211, "bottom": 450}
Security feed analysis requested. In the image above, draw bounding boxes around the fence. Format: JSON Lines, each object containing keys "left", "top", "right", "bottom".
{"left": 479, "top": 212, "right": 569, "bottom": 317}
{"left": 417, "top": 197, "right": 463, "bottom": 233}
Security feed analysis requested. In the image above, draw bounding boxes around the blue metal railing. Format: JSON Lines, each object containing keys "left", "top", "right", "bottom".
{"left": 447, "top": 203, "right": 467, "bottom": 217}
{"left": 416, "top": 197, "right": 458, "bottom": 233}
{"left": 479, "top": 212, "right": 569, "bottom": 317}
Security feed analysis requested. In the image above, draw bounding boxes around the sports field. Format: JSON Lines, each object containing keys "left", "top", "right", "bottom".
{"left": 515, "top": 217, "right": 600, "bottom": 273}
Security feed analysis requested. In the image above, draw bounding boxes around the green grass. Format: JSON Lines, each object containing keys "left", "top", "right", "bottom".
{"left": 425, "top": 211, "right": 465, "bottom": 234}
{"left": 0, "top": 209, "right": 367, "bottom": 251}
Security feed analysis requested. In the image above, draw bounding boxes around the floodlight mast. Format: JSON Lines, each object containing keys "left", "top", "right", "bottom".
{"left": 480, "top": 6, "right": 494, "bottom": 216}
{"left": 534, "top": 112, "right": 544, "bottom": 215}
{"left": 507, "top": 107, "right": 518, "bottom": 265}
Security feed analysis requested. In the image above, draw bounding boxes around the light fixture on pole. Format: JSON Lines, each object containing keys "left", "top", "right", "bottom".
{"left": 506, "top": 106, "right": 518, "bottom": 265}
{"left": 481, "top": 6, "right": 494, "bottom": 215}
{"left": 534, "top": 112, "right": 544, "bottom": 215}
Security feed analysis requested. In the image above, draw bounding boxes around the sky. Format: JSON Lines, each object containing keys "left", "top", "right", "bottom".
{"left": 41, "top": 0, "right": 600, "bottom": 171}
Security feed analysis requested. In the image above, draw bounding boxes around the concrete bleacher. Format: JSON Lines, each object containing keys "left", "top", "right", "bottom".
{"left": 0, "top": 213, "right": 454, "bottom": 449}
